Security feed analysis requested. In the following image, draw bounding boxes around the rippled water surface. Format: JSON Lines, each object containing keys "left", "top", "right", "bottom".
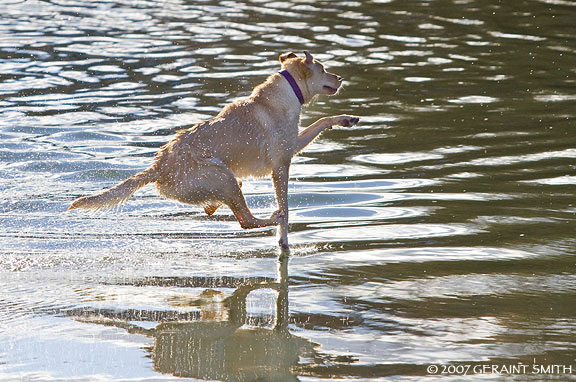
{"left": 1, "top": 0, "right": 576, "bottom": 381}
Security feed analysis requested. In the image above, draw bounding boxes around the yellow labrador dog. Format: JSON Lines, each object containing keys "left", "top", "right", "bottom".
{"left": 69, "top": 51, "right": 360, "bottom": 249}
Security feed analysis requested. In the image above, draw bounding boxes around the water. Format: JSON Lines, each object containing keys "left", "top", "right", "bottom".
{"left": 1, "top": 0, "right": 575, "bottom": 380}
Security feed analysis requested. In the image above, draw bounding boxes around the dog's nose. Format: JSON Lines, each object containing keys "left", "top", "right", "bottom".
{"left": 337, "top": 76, "right": 344, "bottom": 82}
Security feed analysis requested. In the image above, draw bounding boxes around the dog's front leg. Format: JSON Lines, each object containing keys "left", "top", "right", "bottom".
{"left": 295, "top": 115, "right": 360, "bottom": 154}
{"left": 272, "top": 164, "right": 290, "bottom": 249}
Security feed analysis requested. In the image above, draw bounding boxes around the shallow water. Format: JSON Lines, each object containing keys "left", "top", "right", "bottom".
{"left": 1, "top": 0, "right": 576, "bottom": 381}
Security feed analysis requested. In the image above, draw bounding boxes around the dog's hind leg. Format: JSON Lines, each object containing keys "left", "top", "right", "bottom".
{"left": 203, "top": 204, "right": 221, "bottom": 216}
{"left": 204, "top": 180, "right": 242, "bottom": 216}
{"left": 225, "top": 184, "right": 281, "bottom": 229}
{"left": 157, "top": 159, "right": 275, "bottom": 229}
{"left": 230, "top": 202, "right": 282, "bottom": 229}
{"left": 206, "top": 170, "right": 278, "bottom": 229}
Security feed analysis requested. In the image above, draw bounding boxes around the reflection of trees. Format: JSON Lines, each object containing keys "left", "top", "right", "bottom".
{"left": 72, "top": 255, "right": 319, "bottom": 381}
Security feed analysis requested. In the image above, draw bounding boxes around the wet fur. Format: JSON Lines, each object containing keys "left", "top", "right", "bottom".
{"left": 69, "top": 52, "right": 360, "bottom": 248}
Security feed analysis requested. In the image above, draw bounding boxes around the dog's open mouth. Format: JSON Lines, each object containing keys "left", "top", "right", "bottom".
{"left": 323, "top": 85, "right": 339, "bottom": 94}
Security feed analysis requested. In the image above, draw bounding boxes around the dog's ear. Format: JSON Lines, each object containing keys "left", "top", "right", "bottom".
{"left": 304, "top": 51, "right": 314, "bottom": 64}
{"left": 279, "top": 52, "right": 298, "bottom": 63}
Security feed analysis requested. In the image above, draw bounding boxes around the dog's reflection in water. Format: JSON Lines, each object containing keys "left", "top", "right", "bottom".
{"left": 75, "top": 256, "right": 318, "bottom": 381}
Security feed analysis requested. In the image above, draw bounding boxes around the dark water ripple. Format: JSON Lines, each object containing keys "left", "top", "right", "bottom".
{"left": 1, "top": 0, "right": 576, "bottom": 381}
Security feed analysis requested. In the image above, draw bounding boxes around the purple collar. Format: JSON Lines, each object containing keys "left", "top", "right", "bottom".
{"left": 279, "top": 70, "right": 305, "bottom": 105}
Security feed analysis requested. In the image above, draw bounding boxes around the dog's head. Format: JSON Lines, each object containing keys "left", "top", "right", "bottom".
{"left": 279, "top": 51, "right": 343, "bottom": 98}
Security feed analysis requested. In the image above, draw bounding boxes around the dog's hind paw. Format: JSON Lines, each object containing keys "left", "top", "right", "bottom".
{"left": 204, "top": 203, "right": 222, "bottom": 216}
{"left": 270, "top": 209, "right": 286, "bottom": 224}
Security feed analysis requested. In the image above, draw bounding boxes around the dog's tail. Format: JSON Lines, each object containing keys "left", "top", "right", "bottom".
{"left": 68, "top": 168, "right": 157, "bottom": 211}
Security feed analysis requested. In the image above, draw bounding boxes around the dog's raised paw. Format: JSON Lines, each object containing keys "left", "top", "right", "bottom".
{"left": 335, "top": 115, "right": 361, "bottom": 127}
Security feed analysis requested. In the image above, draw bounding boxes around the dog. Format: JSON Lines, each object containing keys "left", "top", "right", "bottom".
{"left": 68, "top": 51, "right": 360, "bottom": 249}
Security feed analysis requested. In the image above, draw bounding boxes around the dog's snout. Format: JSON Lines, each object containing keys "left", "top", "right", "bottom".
{"left": 337, "top": 76, "right": 344, "bottom": 82}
